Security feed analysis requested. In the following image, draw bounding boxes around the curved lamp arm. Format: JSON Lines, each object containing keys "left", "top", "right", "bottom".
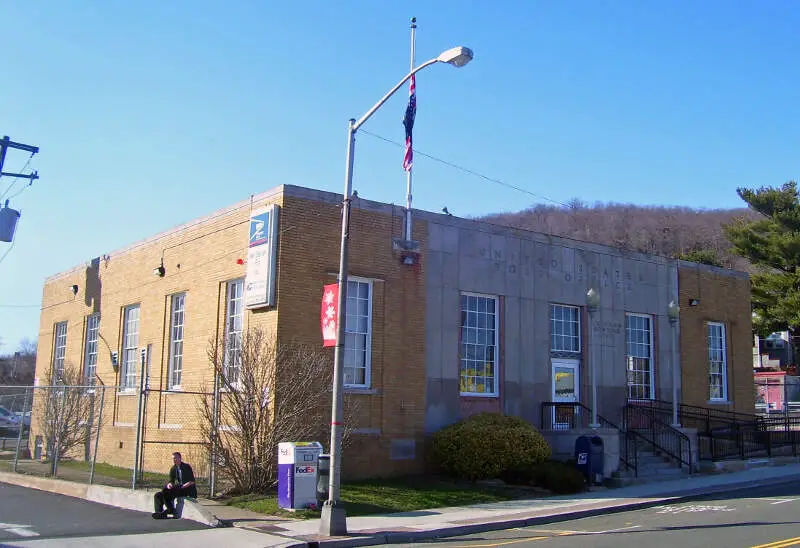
{"left": 353, "top": 46, "right": 473, "bottom": 131}
{"left": 353, "top": 58, "right": 438, "bottom": 131}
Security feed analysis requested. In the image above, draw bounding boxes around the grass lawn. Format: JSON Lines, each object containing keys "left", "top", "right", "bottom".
{"left": 227, "top": 476, "right": 544, "bottom": 519}
{"left": 58, "top": 460, "right": 169, "bottom": 485}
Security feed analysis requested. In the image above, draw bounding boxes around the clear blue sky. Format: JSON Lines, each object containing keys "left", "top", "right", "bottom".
{"left": 1, "top": 0, "right": 798, "bottom": 351}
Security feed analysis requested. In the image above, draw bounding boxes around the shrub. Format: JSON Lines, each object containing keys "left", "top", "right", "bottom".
{"left": 431, "top": 413, "right": 551, "bottom": 481}
{"left": 531, "top": 460, "right": 586, "bottom": 494}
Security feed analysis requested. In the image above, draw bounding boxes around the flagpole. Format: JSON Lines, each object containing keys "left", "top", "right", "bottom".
{"left": 405, "top": 16, "right": 417, "bottom": 242}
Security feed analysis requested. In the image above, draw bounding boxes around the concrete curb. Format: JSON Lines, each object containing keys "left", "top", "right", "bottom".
{"left": 0, "top": 471, "right": 220, "bottom": 528}
{"left": 301, "top": 472, "right": 800, "bottom": 548}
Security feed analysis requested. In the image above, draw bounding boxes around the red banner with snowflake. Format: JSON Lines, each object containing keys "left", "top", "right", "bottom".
{"left": 321, "top": 283, "right": 339, "bottom": 347}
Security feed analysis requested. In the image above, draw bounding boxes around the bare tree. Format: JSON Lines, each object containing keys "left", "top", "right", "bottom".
{"left": 201, "top": 328, "right": 358, "bottom": 495}
{"left": 34, "top": 362, "right": 104, "bottom": 475}
{"left": 0, "top": 338, "right": 37, "bottom": 385}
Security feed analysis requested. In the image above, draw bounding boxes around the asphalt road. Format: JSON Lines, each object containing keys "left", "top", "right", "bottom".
{"left": 401, "top": 482, "right": 800, "bottom": 548}
{"left": 0, "top": 482, "right": 207, "bottom": 543}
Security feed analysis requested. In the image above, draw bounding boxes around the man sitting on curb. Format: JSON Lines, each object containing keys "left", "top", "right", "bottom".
{"left": 152, "top": 451, "right": 197, "bottom": 519}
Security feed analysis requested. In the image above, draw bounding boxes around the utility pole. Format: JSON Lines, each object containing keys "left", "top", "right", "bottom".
{"left": 0, "top": 136, "right": 39, "bottom": 182}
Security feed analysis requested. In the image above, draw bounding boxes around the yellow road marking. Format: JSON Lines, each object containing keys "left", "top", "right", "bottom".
{"left": 453, "top": 536, "right": 550, "bottom": 547}
{"left": 751, "top": 536, "right": 800, "bottom": 548}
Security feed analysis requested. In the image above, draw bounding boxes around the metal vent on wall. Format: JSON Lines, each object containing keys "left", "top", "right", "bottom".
{"left": 390, "top": 439, "right": 416, "bottom": 461}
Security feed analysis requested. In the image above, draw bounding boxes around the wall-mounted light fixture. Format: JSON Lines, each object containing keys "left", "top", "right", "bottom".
{"left": 688, "top": 298, "right": 700, "bottom": 306}
{"left": 70, "top": 284, "right": 79, "bottom": 296}
{"left": 153, "top": 260, "right": 165, "bottom": 277}
{"left": 668, "top": 300, "right": 680, "bottom": 324}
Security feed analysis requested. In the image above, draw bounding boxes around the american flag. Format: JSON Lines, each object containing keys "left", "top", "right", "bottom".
{"left": 402, "top": 74, "right": 416, "bottom": 171}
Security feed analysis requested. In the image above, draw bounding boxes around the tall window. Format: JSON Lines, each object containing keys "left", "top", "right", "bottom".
{"left": 225, "top": 280, "right": 244, "bottom": 385}
{"left": 550, "top": 304, "right": 580, "bottom": 353}
{"left": 53, "top": 321, "right": 68, "bottom": 380}
{"left": 168, "top": 293, "right": 186, "bottom": 389}
{"left": 459, "top": 293, "right": 499, "bottom": 396}
{"left": 83, "top": 315, "right": 100, "bottom": 385}
{"left": 121, "top": 305, "right": 140, "bottom": 390}
{"left": 626, "top": 313, "right": 654, "bottom": 400}
{"left": 344, "top": 279, "right": 372, "bottom": 387}
{"left": 708, "top": 322, "right": 728, "bottom": 401}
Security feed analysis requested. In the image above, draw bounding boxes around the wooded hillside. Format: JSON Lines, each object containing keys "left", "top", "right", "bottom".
{"left": 482, "top": 201, "right": 759, "bottom": 271}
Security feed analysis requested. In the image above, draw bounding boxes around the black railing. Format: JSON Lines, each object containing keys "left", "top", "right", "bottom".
{"left": 633, "top": 399, "right": 762, "bottom": 435}
{"left": 703, "top": 415, "right": 800, "bottom": 461}
{"left": 541, "top": 401, "right": 636, "bottom": 475}
{"left": 624, "top": 403, "right": 692, "bottom": 472}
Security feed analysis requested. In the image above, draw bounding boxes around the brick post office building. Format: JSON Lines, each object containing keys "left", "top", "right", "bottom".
{"left": 33, "top": 184, "right": 754, "bottom": 479}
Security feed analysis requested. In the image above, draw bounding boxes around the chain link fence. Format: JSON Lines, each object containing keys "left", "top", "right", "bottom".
{"left": 0, "top": 385, "right": 217, "bottom": 494}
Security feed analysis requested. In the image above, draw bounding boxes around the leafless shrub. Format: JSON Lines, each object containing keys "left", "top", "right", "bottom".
{"left": 201, "top": 328, "right": 357, "bottom": 494}
{"left": 35, "top": 362, "right": 104, "bottom": 474}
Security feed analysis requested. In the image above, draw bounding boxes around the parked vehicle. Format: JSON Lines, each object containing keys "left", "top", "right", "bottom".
{"left": 0, "top": 406, "right": 20, "bottom": 427}
{"left": 13, "top": 411, "right": 31, "bottom": 427}
{"left": 0, "top": 406, "right": 20, "bottom": 437}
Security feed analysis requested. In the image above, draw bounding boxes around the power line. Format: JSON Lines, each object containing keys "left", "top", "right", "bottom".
{"left": 0, "top": 155, "right": 35, "bottom": 201}
{"left": 359, "top": 129, "right": 571, "bottom": 208}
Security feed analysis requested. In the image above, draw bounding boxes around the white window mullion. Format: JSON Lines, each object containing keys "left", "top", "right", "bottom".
{"left": 53, "top": 322, "right": 68, "bottom": 380}
{"left": 121, "top": 305, "right": 140, "bottom": 391}
{"left": 459, "top": 292, "right": 499, "bottom": 397}
{"left": 168, "top": 293, "right": 186, "bottom": 390}
{"left": 344, "top": 278, "right": 372, "bottom": 388}
{"left": 83, "top": 315, "right": 100, "bottom": 385}
{"left": 224, "top": 280, "right": 244, "bottom": 386}
{"left": 550, "top": 304, "right": 580, "bottom": 353}
{"left": 625, "top": 313, "right": 653, "bottom": 400}
{"left": 708, "top": 322, "right": 728, "bottom": 401}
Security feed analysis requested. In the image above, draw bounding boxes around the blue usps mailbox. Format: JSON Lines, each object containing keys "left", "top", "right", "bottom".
{"left": 574, "top": 435, "right": 591, "bottom": 485}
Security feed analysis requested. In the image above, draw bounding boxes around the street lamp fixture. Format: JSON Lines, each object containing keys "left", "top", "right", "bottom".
{"left": 321, "top": 44, "right": 474, "bottom": 537}
{"left": 586, "top": 288, "right": 600, "bottom": 312}
{"left": 586, "top": 288, "right": 600, "bottom": 428}
{"left": 668, "top": 300, "right": 681, "bottom": 427}
{"left": 436, "top": 46, "right": 474, "bottom": 67}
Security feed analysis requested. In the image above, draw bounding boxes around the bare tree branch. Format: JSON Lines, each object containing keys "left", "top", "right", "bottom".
{"left": 200, "top": 328, "right": 359, "bottom": 494}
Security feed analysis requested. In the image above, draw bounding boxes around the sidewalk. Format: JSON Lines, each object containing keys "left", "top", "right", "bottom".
{"left": 234, "top": 458, "right": 800, "bottom": 548}
{"left": 3, "top": 458, "right": 800, "bottom": 548}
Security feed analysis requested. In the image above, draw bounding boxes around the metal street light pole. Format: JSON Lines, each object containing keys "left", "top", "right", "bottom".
{"left": 668, "top": 300, "right": 681, "bottom": 427}
{"left": 320, "top": 45, "right": 474, "bottom": 537}
{"left": 586, "top": 288, "right": 600, "bottom": 428}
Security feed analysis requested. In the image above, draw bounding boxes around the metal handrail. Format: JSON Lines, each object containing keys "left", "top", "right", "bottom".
{"left": 541, "top": 401, "right": 636, "bottom": 475}
{"left": 636, "top": 399, "right": 762, "bottom": 434}
{"left": 624, "top": 403, "right": 692, "bottom": 472}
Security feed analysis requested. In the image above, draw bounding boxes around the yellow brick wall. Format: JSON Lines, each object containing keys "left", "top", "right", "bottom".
{"left": 32, "top": 189, "right": 428, "bottom": 479}
{"left": 33, "top": 192, "right": 282, "bottom": 472}
{"left": 678, "top": 263, "right": 754, "bottom": 414}
{"left": 275, "top": 195, "right": 428, "bottom": 479}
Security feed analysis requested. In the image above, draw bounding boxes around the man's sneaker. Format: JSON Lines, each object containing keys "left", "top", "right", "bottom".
{"left": 152, "top": 511, "right": 168, "bottom": 519}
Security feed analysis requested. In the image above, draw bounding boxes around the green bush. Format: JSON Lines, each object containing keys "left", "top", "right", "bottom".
{"left": 431, "top": 413, "right": 552, "bottom": 481}
{"left": 531, "top": 460, "right": 586, "bottom": 494}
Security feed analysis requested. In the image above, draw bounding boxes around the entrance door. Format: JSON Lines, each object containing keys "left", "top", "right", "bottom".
{"left": 551, "top": 359, "right": 580, "bottom": 429}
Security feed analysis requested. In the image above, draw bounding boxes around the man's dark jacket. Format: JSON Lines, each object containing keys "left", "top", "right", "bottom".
{"left": 169, "top": 462, "right": 197, "bottom": 498}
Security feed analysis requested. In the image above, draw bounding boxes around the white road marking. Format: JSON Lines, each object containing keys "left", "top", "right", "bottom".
{"left": 521, "top": 525, "right": 641, "bottom": 535}
{"left": 0, "top": 522, "right": 39, "bottom": 537}
{"left": 652, "top": 504, "right": 736, "bottom": 514}
{"left": 766, "top": 498, "right": 797, "bottom": 505}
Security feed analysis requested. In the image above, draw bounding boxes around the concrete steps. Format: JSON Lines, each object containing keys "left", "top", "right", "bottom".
{"left": 609, "top": 449, "right": 691, "bottom": 487}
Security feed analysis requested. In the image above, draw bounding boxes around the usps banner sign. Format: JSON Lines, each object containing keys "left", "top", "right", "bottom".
{"left": 245, "top": 204, "right": 280, "bottom": 309}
